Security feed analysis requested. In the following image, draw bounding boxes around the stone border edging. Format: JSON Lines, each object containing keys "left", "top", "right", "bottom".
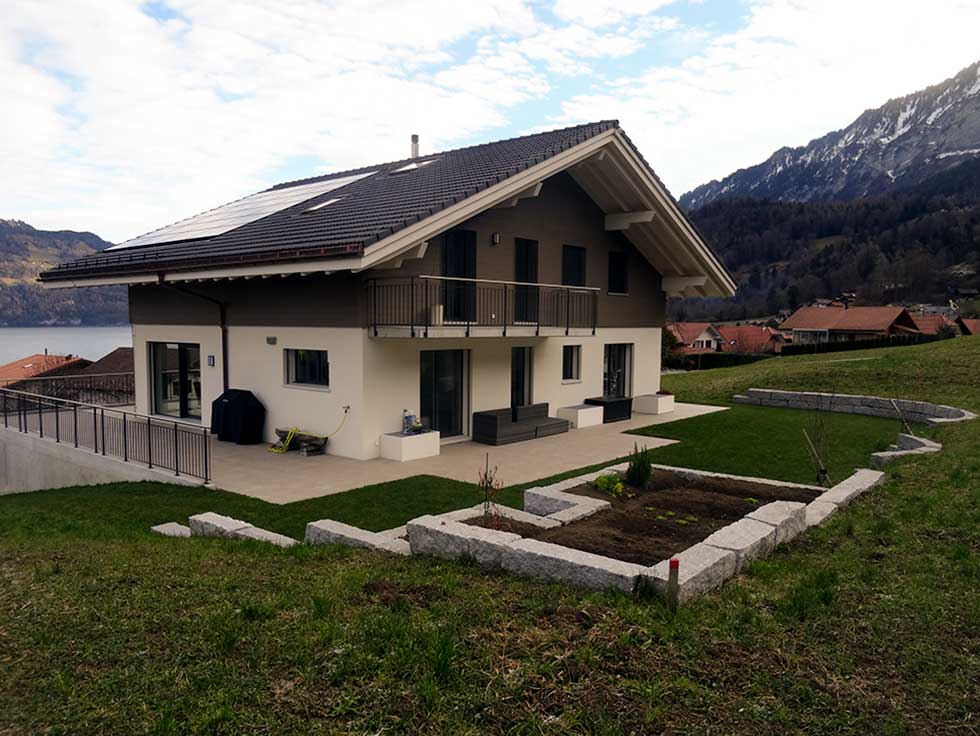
{"left": 733, "top": 388, "right": 976, "bottom": 426}
{"left": 871, "top": 433, "right": 942, "bottom": 467}
{"left": 183, "top": 511, "right": 299, "bottom": 547}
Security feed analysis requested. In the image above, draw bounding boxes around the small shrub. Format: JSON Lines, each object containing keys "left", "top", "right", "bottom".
{"left": 594, "top": 473, "right": 625, "bottom": 497}
{"left": 477, "top": 453, "right": 502, "bottom": 528}
{"left": 625, "top": 443, "right": 652, "bottom": 488}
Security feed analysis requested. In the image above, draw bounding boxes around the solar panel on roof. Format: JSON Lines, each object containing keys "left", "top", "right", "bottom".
{"left": 107, "top": 171, "right": 376, "bottom": 250}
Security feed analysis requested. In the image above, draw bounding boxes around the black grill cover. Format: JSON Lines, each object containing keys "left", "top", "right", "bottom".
{"left": 211, "top": 389, "right": 266, "bottom": 444}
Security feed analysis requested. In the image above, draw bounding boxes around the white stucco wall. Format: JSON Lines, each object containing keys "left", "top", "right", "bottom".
{"left": 132, "top": 324, "right": 662, "bottom": 461}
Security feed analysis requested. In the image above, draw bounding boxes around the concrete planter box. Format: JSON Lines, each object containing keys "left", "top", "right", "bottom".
{"left": 380, "top": 430, "right": 440, "bottom": 461}
{"left": 556, "top": 404, "right": 604, "bottom": 429}
{"left": 634, "top": 392, "right": 675, "bottom": 415}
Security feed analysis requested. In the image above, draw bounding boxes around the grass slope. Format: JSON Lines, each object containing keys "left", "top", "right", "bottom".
{"left": 1, "top": 337, "right": 979, "bottom": 734}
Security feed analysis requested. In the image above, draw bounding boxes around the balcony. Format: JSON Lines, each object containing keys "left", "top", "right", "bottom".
{"left": 368, "top": 276, "right": 599, "bottom": 338}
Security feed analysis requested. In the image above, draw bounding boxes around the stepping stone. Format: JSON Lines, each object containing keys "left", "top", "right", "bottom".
{"left": 151, "top": 522, "right": 190, "bottom": 538}
{"left": 188, "top": 512, "right": 252, "bottom": 539}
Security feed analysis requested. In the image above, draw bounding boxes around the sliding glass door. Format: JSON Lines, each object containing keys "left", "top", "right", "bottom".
{"left": 420, "top": 350, "right": 466, "bottom": 437}
{"left": 151, "top": 342, "right": 201, "bottom": 419}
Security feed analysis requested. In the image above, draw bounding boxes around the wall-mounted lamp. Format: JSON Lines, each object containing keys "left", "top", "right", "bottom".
{"left": 266, "top": 336, "right": 278, "bottom": 345}
{"left": 490, "top": 232, "right": 500, "bottom": 246}
{"left": 207, "top": 355, "right": 216, "bottom": 367}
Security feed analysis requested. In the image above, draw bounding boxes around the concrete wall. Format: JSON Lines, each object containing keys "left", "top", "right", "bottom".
{"left": 0, "top": 429, "right": 199, "bottom": 495}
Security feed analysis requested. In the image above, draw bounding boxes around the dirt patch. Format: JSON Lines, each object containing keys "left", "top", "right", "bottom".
{"left": 463, "top": 514, "right": 543, "bottom": 538}
{"left": 534, "top": 470, "right": 821, "bottom": 567}
{"left": 361, "top": 580, "right": 443, "bottom": 607}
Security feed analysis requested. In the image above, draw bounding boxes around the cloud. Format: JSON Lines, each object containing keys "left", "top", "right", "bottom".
{"left": 550, "top": 0, "right": 980, "bottom": 196}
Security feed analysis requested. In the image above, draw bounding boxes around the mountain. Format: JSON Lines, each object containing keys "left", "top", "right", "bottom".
{"left": 0, "top": 219, "right": 127, "bottom": 326}
{"left": 670, "top": 157, "right": 980, "bottom": 323}
{"left": 680, "top": 60, "right": 980, "bottom": 210}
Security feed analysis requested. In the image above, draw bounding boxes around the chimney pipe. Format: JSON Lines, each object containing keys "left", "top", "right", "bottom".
{"left": 410, "top": 134, "right": 419, "bottom": 159}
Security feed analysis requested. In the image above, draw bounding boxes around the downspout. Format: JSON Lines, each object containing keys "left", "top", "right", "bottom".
{"left": 159, "top": 277, "right": 229, "bottom": 394}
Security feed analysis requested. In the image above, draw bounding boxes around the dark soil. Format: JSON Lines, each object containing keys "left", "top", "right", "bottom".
{"left": 464, "top": 514, "right": 543, "bottom": 538}
{"left": 534, "top": 470, "right": 820, "bottom": 566}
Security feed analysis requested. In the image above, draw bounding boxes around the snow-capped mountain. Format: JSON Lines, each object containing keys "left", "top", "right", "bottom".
{"left": 680, "top": 60, "right": 980, "bottom": 210}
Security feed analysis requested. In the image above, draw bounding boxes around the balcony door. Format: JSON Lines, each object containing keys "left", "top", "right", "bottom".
{"left": 514, "top": 238, "right": 539, "bottom": 323}
{"left": 420, "top": 350, "right": 466, "bottom": 437}
{"left": 151, "top": 342, "right": 201, "bottom": 419}
{"left": 442, "top": 229, "right": 476, "bottom": 322}
{"left": 603, "top": 343, "right": 632, "bottom": 398}
{"left": 511, "top": 347, "right": 532, "bottom": 411}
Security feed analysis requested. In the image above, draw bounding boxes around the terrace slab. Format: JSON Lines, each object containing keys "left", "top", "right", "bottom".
{"left": 641, "top": 543, "right": 737, "bottom": 602}
{"left": 702, "top": 518, "right": 777, "bottom": 571}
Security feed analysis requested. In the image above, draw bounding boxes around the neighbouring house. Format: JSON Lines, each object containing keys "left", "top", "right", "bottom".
{"left": 956, "top": 317, "right": 980, "bottom": 335}
{"left": 716, "top": 324, "right": 786, "bottom": 354}
{"left": 779, "top": 305, "right": 921, "bottom": 345}
{"left": 666, "top": 322, "right": 724, "bottom": 353}
{"left": 910, "top": 312, "right": 958, "bottom": 336}
{"left": 78, "top": 347, "right": 134, "bottom": 375}
{"left": 0, "top": 353, "right": 90, "bottom": 387}
{"left": 39, "top": 121, "right": 735, "bottom": 461}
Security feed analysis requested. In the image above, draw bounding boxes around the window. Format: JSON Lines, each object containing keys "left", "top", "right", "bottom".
{"left": 562, "top": 345, "right": 581, "bottom": 381}
{"left": 562, "top": 245, "right": 586, "bottom": 286}
{"left": 285, "top": 349, "right": 329, "bottom": 387}
{"left": 608, "top": 251, "right": 628, "bottom": 294}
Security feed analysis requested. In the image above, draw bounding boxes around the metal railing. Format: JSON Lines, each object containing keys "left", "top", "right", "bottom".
{"left": 368, "top": 275, "right": 599, "bottom": 337}
{"left": 0, "top": 387, "right": 210, "bottom": 482}
{"left": 0, "top": 372, "right": 135, "bottom": 406}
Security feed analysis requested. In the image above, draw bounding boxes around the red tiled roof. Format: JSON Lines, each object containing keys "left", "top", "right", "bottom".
{"left": 958, "top": 318, "right": 980, "bottom": 335}
{"left": 780, "top": 306, "right": 919, "bottom": 333}
{"left": 0, "top": 354, "right": 89, "bottom": 382}
{"left": 910, "top": 313, "right": 956, "bottom": 335}
{"left": 717, "top": 325, "right": 784, "bottom": 353}
{"left": 79, "top": 347, "right": 134, "bottom": 374}
{"left": 667, "top": 322, "right": 714, "bottom": 345}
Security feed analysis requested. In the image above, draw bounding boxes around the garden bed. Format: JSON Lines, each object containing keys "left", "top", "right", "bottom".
{"left": 466, "top": 469, "right": 821, "bottom": 566}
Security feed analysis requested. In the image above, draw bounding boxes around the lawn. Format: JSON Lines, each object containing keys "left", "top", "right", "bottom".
{"left": 1, "top": 336, "right": 979, "bottom": 734}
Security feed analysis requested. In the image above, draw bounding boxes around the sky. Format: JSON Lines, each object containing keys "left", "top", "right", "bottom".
{"left": 3, "top": 0, "right": 980, "bottom": 243}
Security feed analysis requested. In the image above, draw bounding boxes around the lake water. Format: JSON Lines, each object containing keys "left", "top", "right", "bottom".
{"left": 0, "top": 326, "right": 133, "bottom": 365}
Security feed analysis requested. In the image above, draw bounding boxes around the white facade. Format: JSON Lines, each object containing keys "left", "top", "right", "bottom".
{"left": 133, "top": 324, "right": 662, "bottom": 460}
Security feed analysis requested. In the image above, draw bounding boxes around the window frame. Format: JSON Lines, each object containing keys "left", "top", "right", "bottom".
{"left": 561, "top": 344, "right": 581, "bottom": 382}
{"left": 607, "top": 250, "right": 629, "bottom": 294}
{"left": 284, "top": 348, "right": 330, "bottom": 389}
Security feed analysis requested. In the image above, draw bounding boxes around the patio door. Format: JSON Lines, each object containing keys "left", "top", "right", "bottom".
{"left": 442, "top": 229, "right": 476, "bottom": 322}
{"left": 514, "top": 238, "right": 539, "bottom": 323}
{"left": 603, "top": 343, "right": 632, "bottom": 398}
{"left": 511, "top": 347, "right": 532, "bottom": 411}
{"left": 420, "top": 350, "right": 466, "bottom": 437}
{"left": 151, "top": 342, "right": 201, "bottom": 419}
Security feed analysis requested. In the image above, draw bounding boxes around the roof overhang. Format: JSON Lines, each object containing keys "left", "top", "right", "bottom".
{"left": 43, "top": 127, "right": 735, "bottom": 297}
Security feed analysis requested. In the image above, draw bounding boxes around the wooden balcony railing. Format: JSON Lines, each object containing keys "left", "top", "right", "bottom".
{"left": 368, "top": 276, "right": 599, "bottom": 337}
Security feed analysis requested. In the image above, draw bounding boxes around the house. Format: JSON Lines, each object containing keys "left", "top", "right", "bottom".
{"left": 956, "top": 317, "right": 980, "bottom": 336}
{"left": 910, "top": 312, "right": 958, "bottom": 336}
{"left": 39, "top": 121, "right": 735, "bottom": 460}
{"left": 78, "top": 347, "right": 134, "bottom": 375}
{"left": 779, "top": 306, "right": 920, "bottom": 345}
{"left": 716, "top": 324, "right": 786, "bottom": 354}
{"left": 0, "top": 353, "right": 90, "bottom": 386}
{"left": 666, "top": 322, "right": 723, "bottom": 353}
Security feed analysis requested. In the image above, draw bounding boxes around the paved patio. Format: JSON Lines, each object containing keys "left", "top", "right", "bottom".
{"left": 209, "top": 402, "right": 726, "bottom": 504}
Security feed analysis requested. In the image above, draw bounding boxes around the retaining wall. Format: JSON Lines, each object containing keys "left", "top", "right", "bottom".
{"left": 1, "top": 428, "right": 200, "bottom": 495}
{"left": 733, "top": 388, "right": 976, "bottom": 426}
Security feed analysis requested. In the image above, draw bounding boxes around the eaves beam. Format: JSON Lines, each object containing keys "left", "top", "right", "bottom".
{"left": 605, "top": 210, "right": 656, "bottom": 231}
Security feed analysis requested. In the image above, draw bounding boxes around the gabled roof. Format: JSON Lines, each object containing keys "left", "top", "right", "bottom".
{"left": 780, "top": 306, "right": 919, "bottom": 333}
{"left": 0, "top": 354, "right": 90, "bottom": 382}
{"left": 911, "top": 313, "right": 956, "bottom": 335}
{"left": 956, "top": 317, "right": 980, "bottom": 335}
{"left": 39, "top": 122, "right": 736, "bottom": 298}
{"left": 716, "top": 325, "right": 784, "bottom": 353}
{"left": 667, "top": 322, "right": 718, "bottom": 345}
{"left": 79, "top": 347, "right": 134, "bottom": 374}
